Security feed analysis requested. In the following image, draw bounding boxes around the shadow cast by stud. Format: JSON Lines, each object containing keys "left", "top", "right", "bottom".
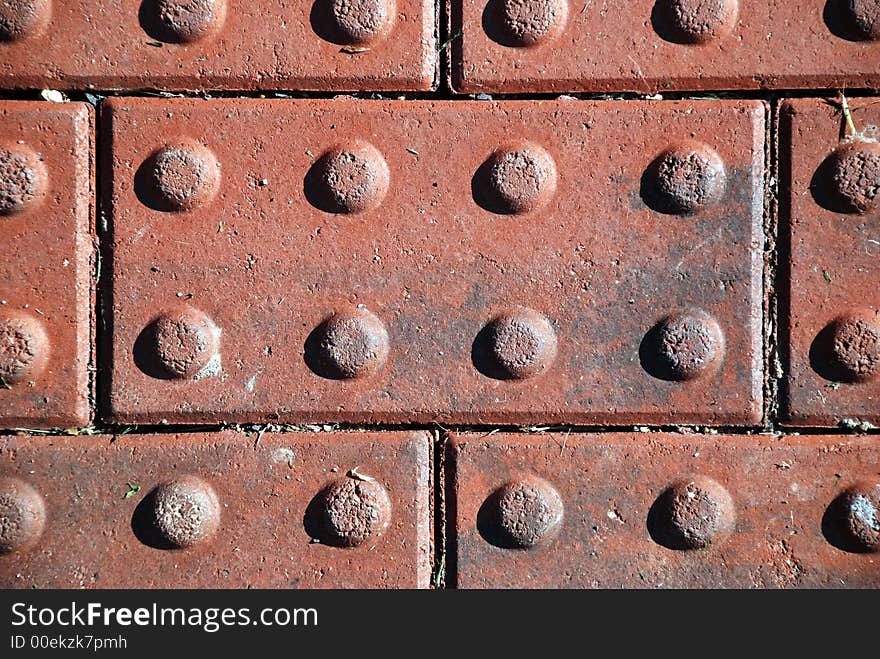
{"left": 309, "top": 0, "right": 353, "bottom": 45}
{"left": 471, "top": 157, "right": 516, "bottom": 215}
{"left": 646, "top": 488, "right": 691, "bottom": 551}
{"left": 639, "top": 158, "right": 693, "bottom": 215}
{"left": 131, "top": 488, "right": 178, "bottom": 551}
{"left": 481, "top": 0, "right": 527, "bottom": 48}
{"left": 138, "top": 0, "right": 185, "bottom": 44}
{"left": 303, "top": 321, "right": 350, "bottom": 380}
{"left": 638, "top": 322, "right": 679, "bottom": 382}
{"left": 822, "top": 0, "right": 866, "bottom": 42}
{"left": 134, "top": 153, "right": 180, "bottom": 213}
{"left": 650, "top": 0, "right": 698, "bottom": 45}
{"left": 809, "top": 322, "right": 854, "bottom": 383}
{"left": 303, "top": 486, "right": 348, "bottom": 548}
{"left": 476, "top": 489, "right": 524, "bottom": 549}
{"left": 471, "top": 323, "right": 514, "bottom": 380}
{"left": 809, "top": 152, "right": 858, "bottom": 214}
{"left": 133, "top": 322, "right": 177, "bottom": 380}
{"left": 303, "top": 155, "right": 349, "bottom": 214}
{"left": 821, "top": 494, "right": 872, "bottom": 553}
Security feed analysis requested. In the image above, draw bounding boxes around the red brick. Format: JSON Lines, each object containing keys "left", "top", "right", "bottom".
{"left": 448, "top": 432, "right": 880, "bottom": 588}
{"left": 780, "top": 97, "right": 880, "bottom": 427}
{"left": 0, "top": 101, "right": 93, "bottom": 429}
{"left": 451, "top": 1, "right": 880, "bottom": 93}
{"left": 0, "top": 431, "right": 431, "bottom": 588}
{"left": 103, "top": 97, "right": 764, "bottom": 425}
{"left": 0, "top": 0, "right": 436, "bottom": 91}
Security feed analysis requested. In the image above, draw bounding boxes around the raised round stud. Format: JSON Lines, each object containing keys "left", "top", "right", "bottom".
{"left": 320, "top": 477, "right": 392, "bottom": 547}
{"left": 647, "top": 141, "right": 726, "bottom": 214}
{"left": 0, "top": 477, "right": 46, "bottom": 554}
{"left": 832, "top": 482, "right": 880, "bottom": 553}
{"left": 0, "top": 312, "right": 49, "bottom": 385}
{"left": 489, "top": 476, "right": 563, "bottom": 549}
{"left": 491, "top": 0, "right": 569, "bottom": 47}
{"left": 149, "top": 476, "right": 221, "bottom": 549}
{"left": 0, "top": 0, "right": 51, "bottom": 42}
{"left": 825, "top": 313, "right": 880, "bottom": 383}
{"left": 0, "top": 145, "right": 47, "bottom": 216}
{"left": 309, "top": 142, "right": 390, "bottom": 214}
{"left": 644, "top": 310, "right": 725, "bottom": 381}
{"left": 844, "top": 0, "right": 880, "bottom": 40}
{"left": 481, "top": 308, "right": 557, "bottom": 380}
{"left": 147, "top": 142, "right": 220, "bottom": 212}
{"left": 652, "top": 476, "right": 735, "bottom": 550}
{"left": 481, "top": 143, "right": 557, "bottom": 214}
{"left": 654, "top": 0, "right": 739, "bottom": 44}
{"left": 147, "top": 307, "right": 220, "bottom": 380}
{"left": 311, "top": 308, "right": 390, "bottom": 379}
{"left": 149, "top": 0, "right": 227, "bottom": 43}
{"left": 827, "top": 141, "right": 880, "bottom": 214}
{"left": 328, "top": 0, "right": 396, "bottom": 45}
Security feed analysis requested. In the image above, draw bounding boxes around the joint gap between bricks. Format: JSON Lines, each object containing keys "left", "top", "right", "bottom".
{"left": 0, "top": 88, "right": 878, "bottom": 105}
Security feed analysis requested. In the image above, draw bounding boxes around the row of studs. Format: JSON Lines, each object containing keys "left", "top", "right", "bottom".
{"left": 481, "top": 473, "right": 880, "bottom": 554}
{"left": 3, "top": 471, "right": 877, "bottom": 559}
{"left": 0, "top": 472, "right": 392, "bottom": 555}
{"left": 2, "top": 302, "right": 879, "bottom": 388}
{"left": 0, "top": 0, "right": 396, "bottom": 46}
{"left": 486, "top": 0, "right": 880, "bottom": 47}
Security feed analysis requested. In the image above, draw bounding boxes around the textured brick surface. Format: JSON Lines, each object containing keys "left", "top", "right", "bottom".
{"left": 0, "top": 0, "right": 436, "bottom": 91}
{"left": 451, "top": 0, "right": 880, "bottom": 93}
{"left": 448, "top": 432, "right": 880, "bottom": 588}
{"left": 0, "top": 431, "right": 431, "bottom": 588}
{"left": 781, "top": 97, "right": 880, "bottom": 427}
{"left": 0, "top": 101, "right": 93, "bottom": 429}
{"left": 103, "top": 97, "right": 764, "bottom": 426}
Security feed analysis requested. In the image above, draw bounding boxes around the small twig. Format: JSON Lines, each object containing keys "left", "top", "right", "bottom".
{"left": 840, "top": 92, "right": 858, "bottom": 137}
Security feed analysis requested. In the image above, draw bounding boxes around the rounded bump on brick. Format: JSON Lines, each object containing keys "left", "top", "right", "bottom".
{"left": 145, "top": 307, "right": 220, "bottom": 380}
{"left": 0, "top": 144, "right": 47, "bottom": 216}
{"left": 319, "top": 477, "right": 392, "bottom": 548}
{"left": 641, "top": 310, "right": 725, "bottom": 382}
{"left": 819, "top": 312, "right": 880, "bottom": 384}
{"left": 827, "top": 141, "right": 880, "bottom": 214}
{"left": 307, "top": 141, "right": 390, "bottom": 214}
{"left": 485, "top": 0, "right": 569, "bottom": 47}
{"left": 148, "top": 476, "right": 221, "bottom": 549}
{"left": 326, "top": 0, "right": 396, "bottom": 45}
{"left": 645, "top": 141, "right": 727, "bottom": 214}
{"left": 477, "top": 142, "right": 558, "bottom": 215}
{"left": 146, "top": 141, "right": 220, "bottom": 212}
{"left": 0, "top": 311, "right": 50, "bottom": 385}
{"left": 308, "top": 308, "right": 390, "bottom": 380}
{"left": 142, "top": 0, "right": 227, "bottom": 44}
{"left": 477, "top": 308, "right": 557, "bottom": 380}
{"left": 650, "top": 476, "right": 735, "bottom": 550}
{"left": 484, "top": 476, "right": 563, "bottom": 549}
{"left": 652, "top": 0, "right": 739, "bottom": 44}
{"left": 0, "top": 477, "right": 46, "bottom": 554}
{"left": 0, "top": 0, "right": 51, "bottom": 42}
{"left": 843, "top": 0, "right": 880, "bottom": 40}
{"left": 829, "top": 482, "right": 880, "bottom": 553}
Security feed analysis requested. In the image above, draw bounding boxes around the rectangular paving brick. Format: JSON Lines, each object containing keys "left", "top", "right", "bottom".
{"left": 0, "top": 431, "right": 431, "bottom": 588}
{"left": 103, "top": 97, "right": 764, "bottom": 426}
{"left": 780, "top": 97, "right": 880, "bottom": 427}
{"left": 451, "top": 1, "right": 880, "bottom": 93}
{"left": 448, "top": 432, "right": 880, "bottom": 588}
{"left": 0, "top": 101, "right": 93, "bottom": 429}
{"left": 0, "top": 1, "right": 436, "bottom": 91}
